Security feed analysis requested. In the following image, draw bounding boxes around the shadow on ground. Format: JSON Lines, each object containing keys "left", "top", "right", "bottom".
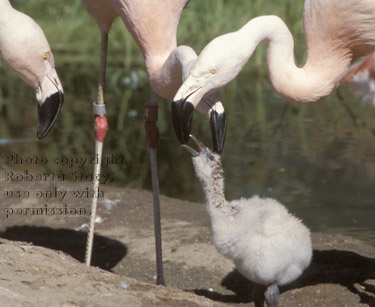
{"left": 192, "top": 249, "right": 375, "bottom": 306}
{"left": 0, "top": 226, "right": 127, "bottom": 271}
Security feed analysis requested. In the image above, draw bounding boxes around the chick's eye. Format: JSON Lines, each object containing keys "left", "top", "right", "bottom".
{"left": 209, "top": 155, "right": 215, "bottom": 161}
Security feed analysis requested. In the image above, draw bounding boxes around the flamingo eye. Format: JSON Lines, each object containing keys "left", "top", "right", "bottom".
{"left": 43, "top": 52, "right": 49, "bottom": 60}
{"left": 210, "top": 68, "right": 217, "bottom": 74}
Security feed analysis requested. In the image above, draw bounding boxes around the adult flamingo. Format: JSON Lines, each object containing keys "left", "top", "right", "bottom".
{"left": 172, "top": 0, "right": 375, "bottom": 141}
{"left": 81, "top": 0, "right": 226, "bottom": 285}
{"left": 0, "top": 0, "right": 64, "bottom": 138}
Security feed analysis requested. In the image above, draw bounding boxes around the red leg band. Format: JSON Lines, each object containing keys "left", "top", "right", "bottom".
{"left": 95, "top": 114, "right": 108, "bottom": 143}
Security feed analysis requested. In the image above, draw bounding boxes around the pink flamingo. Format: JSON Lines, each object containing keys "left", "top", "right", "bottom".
{"left": 81, "top": 0, "right": 226, "bottom": 285}
{"left": 0, "top": 0, "right": 64, "bottom": 138}
{"left": 172, "top": 0, "right": 375, "bottom": 139}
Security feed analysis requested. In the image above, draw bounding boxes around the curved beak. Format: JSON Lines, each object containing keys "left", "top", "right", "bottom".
{"left": 172, "top": 82, "right": 204, "bottom": 145}
{"left": 171, "top": 95, "right": 195, "bottom": 145}
{"left": 36, "top": 64, "right": 64, "bottom": 139}
{"left": 181, "top": 134, "right": 206, "bottom": 157}
{"left": 172, "top": 84, "right": 227, "bottom": 153}
{"left": 37, "top": 89, "right": 64, "bottom": 139}
{"left": 209, "top": 102, "right": 226, "bottom": 154}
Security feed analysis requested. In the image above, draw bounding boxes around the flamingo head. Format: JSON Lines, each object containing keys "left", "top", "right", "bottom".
{"left": 172, "top": 31, "right": 248, "bottom": 153}
{"left": 181, "top": 134, "right": 222, "bottom": 181}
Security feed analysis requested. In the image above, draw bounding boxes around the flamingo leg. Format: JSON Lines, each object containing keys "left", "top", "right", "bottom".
{"left": 85, "top": 32, "right": 109, "bottom": 266}
{"left": 253, "top": 282, "right": 280, "bottom": 307}
{"left": 253, "top": 283, "right": 266, "bottom": 307}
{"left": 265, "top": 282, "right": 279, "bottom": 307}
{"left": 144, "top": 92, "right": 165, "bottom": 286}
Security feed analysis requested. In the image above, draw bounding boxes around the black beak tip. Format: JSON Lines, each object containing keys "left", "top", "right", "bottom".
{"left": 37, "top": 91, "right": 64, "bottom": 139}
{"left": 171, "top": 98, "right": 195, "bottom": 145}
{"left": 210, "top": 109, "right": 227, "bottom": 154}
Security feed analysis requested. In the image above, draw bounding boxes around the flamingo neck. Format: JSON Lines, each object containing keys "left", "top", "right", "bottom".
{"left": 240, "top": 16, "right": 351, "bottom": 103}
{"left": 0, "top": 1, "right": 12, "bottom": 17}
{"left": 148, "top": 45, "right": 197, "bottom": 99}
{"left": 205, "top": 175, "right": 227, "bottom": 215}
{"left": 82, "top": 0, "right": 118, "bottom": 33}
{"left": 111, "top": 0, "right": 190, "bottom": 98}
{"left": 0, "top": 0, "right": 11, "bottom": 9}
{"left": 192, "top": 158, "right": 234, "bottom": 219}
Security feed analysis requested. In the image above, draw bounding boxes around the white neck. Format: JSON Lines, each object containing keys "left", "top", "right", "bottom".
{"left": 239, "top": 16, "right": 350, "bottom": 103}
{"left": 0, "top": 1, "right": 12, "bottom": 17}
{"left": 193, "top": 159, "right": 234, "bottom": 219}
{"left": 204, "top": 173, "right": 227, "bottom": 212}
{"left": 0, "top": 0, "right": 11, "bottom": 7}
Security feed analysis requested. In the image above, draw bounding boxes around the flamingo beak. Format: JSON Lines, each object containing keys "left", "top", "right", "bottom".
{"left": 181, "top": 134, "right": 207, "bottom": 157}
{"left": 37, "top": 89, "right": 64, "bottom": 139}
{"left": 209, "top": 107, "right": 226, "bottom": 154}
{"left": 171, "top": 96, "right": 195, "bottom": 145}
{"left": 36, "top": 63, "right": 64, "bottom": 139}
{"left": 172, "top": 89, "right": 226, "bottom": 154}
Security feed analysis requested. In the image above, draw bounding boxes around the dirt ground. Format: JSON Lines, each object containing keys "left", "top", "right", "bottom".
{"left": 0, "top": 180, "right": 374, "bottom": 306}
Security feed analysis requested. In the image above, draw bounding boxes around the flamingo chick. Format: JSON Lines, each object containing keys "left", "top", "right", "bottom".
{"left": 0, "top": 0, "right": 64, "bottom": 138}
{"left": 172, "top": 0, "right": 375, "bottom": 142}
{"left": 182, "top": 135, "right": 312, "bottom": 307}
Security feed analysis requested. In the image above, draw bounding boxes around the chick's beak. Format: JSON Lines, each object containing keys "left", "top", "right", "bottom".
{"left": 181, "top": 134, "right": 207, "bottom": 157}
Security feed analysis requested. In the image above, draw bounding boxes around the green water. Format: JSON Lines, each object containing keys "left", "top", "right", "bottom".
{"left": 0, "top": 0, "right": 374, "bottom": 246}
